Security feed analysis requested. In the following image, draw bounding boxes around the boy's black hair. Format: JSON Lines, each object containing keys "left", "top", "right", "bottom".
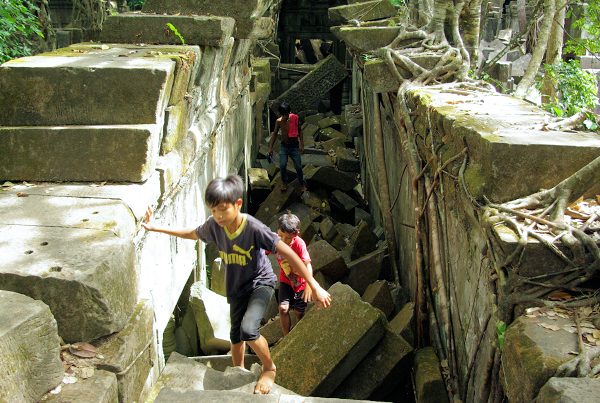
{"left": 278, "top": 101, "right": 291, "bottom": 115}
{"left": 205, "top": 174, "right": 244, "bottom": 207}
{"left": 278, "top": 212, "right": 300, "bottom": 234}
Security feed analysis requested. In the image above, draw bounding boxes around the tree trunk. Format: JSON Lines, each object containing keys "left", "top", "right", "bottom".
{"left": 541, "top": 0, "right": 566, "bottom": 103}
{"left": 515, "top": 0, "right": 556, "bottom": 98}
{"left": 427, "top": 0, "right": 450, "bottom": 43}
{"left": 461, "top": 0, "right": 483, "bottom": 69}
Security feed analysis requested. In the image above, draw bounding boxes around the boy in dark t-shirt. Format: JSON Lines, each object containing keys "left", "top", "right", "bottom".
{"left": 142, "top": 174, "right": 332, "bottom": 394}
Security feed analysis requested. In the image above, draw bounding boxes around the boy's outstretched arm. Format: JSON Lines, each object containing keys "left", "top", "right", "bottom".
{"left": 141, "top": 207, "right": 199, "bottom": 240}
{"left": 275, "top": 240, "right": 331, "bottom": 308}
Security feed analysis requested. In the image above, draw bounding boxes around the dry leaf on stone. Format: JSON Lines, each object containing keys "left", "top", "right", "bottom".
{"left": 539, "top": 323, "right": 561, "bottom": 331}
{"left": 16, "top": 192, "right": 28, "bottom": 197}
{"left": 548, "top": 290, "right": 573, "bottom": 301}
{"left": 68, "top": 342, "right": 98, "bottom": 358}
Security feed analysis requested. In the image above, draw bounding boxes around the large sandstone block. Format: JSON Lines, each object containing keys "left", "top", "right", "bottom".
{"left": 344, "top": 246, "right": 386, "bottom": 295}
{"left": 0, "top": 55, "right": 175, "bottom": 126}
{"left": 331, "top": 26, "right": 401, "bottom": 52}
{"left": 189, "top": 283, "right": 231, "bottom": 354}
{"left": 329, "top": 0, "right": 397, "bottom": 24}
{"left": 308, "top": 240, "right": 349, "bottom": 281}
{"left": 0, "top": 194, "right": 137, "bottom": 342}
{"left": 535, "top": 377, "right": 600, "bottom": 403}
{"left": 0, "top": 291, "right": 63, "bottom": 403}
{"left": 305, "top": 166, "right": 358, "bottom": 191}
{"left": 362, "top": 280, "right": 394, "bottom": 319}
{"left": 414, "top": 347, "right": 449, "bottom": 403}
{"left": 364, "top": 55, "right": 440, "bottom": 93}
{"left": 334, "top": 328, "right": 413, "bottom": 399}
{"left": 95, "top": 300, "right": 155, "bottom": 403}
{"left": 100, "top": 14, "right": 235, "bottom": 46}
{"left": 0, "top": 125, "right": 161, "bottom": 182}
{"left": 272, "top": 283, "right": 386, "bottom": 396}
{"left": 44, "top": 370, "right": 118, "bottom": 403}
{"left": 272, "top": 54, "right": 348, "bottom": 114}
{"left": 501, "top": 315, "right": 577, "bottom": 403}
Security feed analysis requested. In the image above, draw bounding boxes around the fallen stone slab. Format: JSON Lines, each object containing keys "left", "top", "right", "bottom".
{"left": 343, "top": 104, "right": 363, "bottom": 138}
{"left": 363, "top": 54, "right": 440, "bottom": 93}
{"left": 389, "top": 302, "right": 415, "bottom": 345}
{"left": 255, "top": 181, "right": 297, "bottom": 224}
{"left": 189, "top": 283, "right": 231, "bottom": 354}
{"left": 336, "top": 147, "right": 360, "bottom": 172}
{"left": 303, "top": 123, "right": 320, "bottom": 139}
{"left": 334, "top": 328, "right": 413, "bottom": 400}
{"left": 0, "top": 125, "right": 162, "bottom": 182}
{"left": 345, "top": 220, "right": 378, "bottom": 260}
{"left": 317, "top": 115, "right": 341, "bottom": 130}
{"left": 100, "top": 14, "right": 235, "bottom": 46}
{"left": 272, "top": 283, "right": 386, "bottom": 396}
{"left": 331, "top": 223, "right": 356, "bottom": 251}
{"left": 344, "top": 246, "right": 386, "bottom": 295}
{"left": 535, "top": 377, "right": 600, "bottom": 403}
{"left": 318, "top": 127, "right": 347, "bottom": 142}
{"left": 43, "top": 370, "right": 118, "bottom": 403}
{"left": 329, "top": 0, "right": 397, "bottom": 24}
{"left": 301, "top": 191, "right": 331, "bottom": 216}
{"left": 308, "top": 240, "right": 349, "bottom": 281}
{"left": 95, "top": 300, "right": 155, "bottom": 403}
{"left": 248, "top": 167, "right": 271, "bottom": 189}
{"left": 354, "top": 207, "right": 372, "bottom": 227}
{"left": 272, "top": 55, "right": 348, "bottom": 114}
{"left": 319, "top": 137, "right": 347, "bottom": 152}
{"left": 0, "top": 55, "right": 174, "bottom": 126}
{"left": 0, "top": 291, "right": 63, "bottom": 403}
{"left": 304, "top": 113, "right": 326, "bottom": 125}
{"left": 191, "top": 354, "right": 260, "bottom": 372}
{"left": 331, "top": 26, "right": 401, "bottom": 52}
{"left": 331, "top": 189, "right": 359, "bottom": 212}
{"left": 209, "top": 257, "right": 226, "bottom": 296}
{"left": 155, "top": 389, "right": 278, "bottom": 402}
{"left": 362, "top": 280, "right": 395, "bottom": 319}
{"left": 414, "top": 347, "right": 449, "bottom": 403}
{"left": 305, "top": 166, "right": 358, "bottom": 191}
{"left": 501, "top": 315, "right": 578, "bottom": 403}
{"left": 259, "top": 315, "right": 300, "bottom": 346}
{"left": 319, "top": 217, "right": 338, "bottom": 243}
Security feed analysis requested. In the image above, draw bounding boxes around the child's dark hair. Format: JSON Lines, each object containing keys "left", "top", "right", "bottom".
{"left": 278, "top": 212, "right": 300, "bottom": 234}
{"left": 205, "top": 174, "right": 243, "bottom": 207}
{"left": 278, "top": 101, "right": 291, "bottom": 115}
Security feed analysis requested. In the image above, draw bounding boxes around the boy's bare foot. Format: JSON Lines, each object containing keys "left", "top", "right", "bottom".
{"left": 254, "top": 366, "right": 276, "bottom": 394}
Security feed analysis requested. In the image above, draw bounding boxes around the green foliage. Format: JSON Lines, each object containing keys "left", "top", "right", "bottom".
{"left": 537, "top": 60, "right": 598, "bottom": 130}
{"left": 389, "top": 0, "right": 405, "bottom": 6}
{"left": 127, "top": 0, "right": 145, "bottom": 11}
{"left": 565, "top": 0, "right": 600, "bottom": 56}
{"left": 166, "top": 23, "right": 186, "bottom": 45}
{"left": 496, "top": 321, "right": 506, "bottom": 350}
{"left": 0, "top": 0, "right": 44, "bottom": 63}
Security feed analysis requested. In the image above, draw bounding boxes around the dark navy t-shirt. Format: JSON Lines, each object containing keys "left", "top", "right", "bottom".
{"left": 196, "top": 214, "right": 279, "bottom": 301}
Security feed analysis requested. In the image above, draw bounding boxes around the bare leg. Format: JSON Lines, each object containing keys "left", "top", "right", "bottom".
{"left": 231, "top": 341, "right": 246, "bottom": 368}
{"left": 247, "top": 335, "right": 276, "bottom": 394}
{"left": 279, "top": 303, "right": 291, "bottom": 336}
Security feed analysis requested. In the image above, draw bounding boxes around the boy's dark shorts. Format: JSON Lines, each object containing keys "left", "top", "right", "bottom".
{"left": 229, "top": 285, "right": 274, "bottom": 344}
{"left": 278, "top": 282, "right": 307, "bottom": 313}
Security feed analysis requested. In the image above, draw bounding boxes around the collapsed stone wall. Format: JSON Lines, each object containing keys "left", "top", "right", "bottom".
{"left": 356, "top": 65, "right": 600, "bottom": 401}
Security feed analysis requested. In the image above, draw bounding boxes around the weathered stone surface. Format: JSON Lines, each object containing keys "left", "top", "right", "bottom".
{"left": 329, "top": 0, "right": 397, "bottom": 24}
{"left": 0, "top": 222, "right": 136, "bottom": 342}
{"left": 362, "top": 280, "right": 394, "bottom": 319}
{"left": 255, "top": 181, "right": 296, "bottom": 224}
{"left": 344, "top": 246, "right": 386, "bottom": 296}
{"left": 319, "top": 137, "right": 347, "bottom": 152}
{"left": 343, "top": 104, "right": 363, "bottom": 138}
{"left": 331, "top": 223, "right": 356, "bottom": 250}
{"left": 259, "top": 315, "right": 299, "bottom": 346}
{"left": 334, "top": 328, "right": 413, "bottom": 400}
{"left": 305, "top": 166, "right": 358, "bottom": 191}
{"left": 363, "top": 54, "right": 440, "bottom": 93}
{"left": 354, "top": 207, "right": 372, "bottom": 227}
{"left": 189, "top": 283, "right": 231, "bottom": 354}
{"left": 501, "top": 315, "right": 577, "bottom": 403}
{"left": 414, "top": 347, "right": 449, "bottom": 403}
{"left": 161, "top": 102, "right": 189, "bottom": 155}
{"left": 303, "top": 123, "right": 320, "bottom": 139}
{"left": 346, "top": 221, "right": 378, "bottom": 260}
{"left": 304, "top": 113, "right": 325, "bottom": 125}
{"left": 331, "top": 190, "right": 359, "bottom": 212}
{"left": 318, "top": 127, "right": 346, "bottom": 141}
{"left": 308, "top": 240, "right": 349, "bottom": 281}
{"left": 389, "top": 302, "right": 415, "bottom": 345}
{"left": 317, "top": 115, "right": 341, "bottom": 130}
{"left": 332, "top": 26, "right": 401, "bottom": 52}
{"left": 0, "top": 125, "right": 161, "bottom": 182}
{"left": 272, "top": 55, "right": 348, "bottom": 114}
{"left": 248, "top": 167, "right": 271, "bottom": 189}
{"left": 535, "top": 377, "right": 600, "bottom": 403}
{"left": 155, "top": 389, "right": 279, "bottom": 402}
{"left": 336, "top": 147, "right": 360, "bottom": 172}
{"left": 301, "top": 191, "right": 331, "bottom": 215}
{"left": 319, "top": 217, "right": 338, "bottom": 243}
{"left": 191, "top": 354, "right": 260, "bottom": 372}
{"left": 209, "top": 257, "right": 226, "bottom": 296}
{"left": 272, "top": 283, "right": 386, "bottom": 396}
{"left": 0, "top": 291, "right": 63, "bottom": 403}
{"left": 100, "top": 14, "right": 235, "bottom": 46}
{"left": 44, "top": 370, "right": 118, "bottom": 403}
{"left": 0, "top": 55, "right": 174, "bottom": 126}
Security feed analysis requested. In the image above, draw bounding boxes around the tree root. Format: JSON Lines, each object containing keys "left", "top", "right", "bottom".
{"left": 556, "top": 311, "right": 600, "bottom": 377}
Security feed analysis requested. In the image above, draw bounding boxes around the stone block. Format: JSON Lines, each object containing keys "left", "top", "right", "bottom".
{"left": 0, "top": 221, "right": 136, "bottom": 342}
{"left": 155, "top": 389, "right": 278, "bottom": 402}
{"left": 161, "top": 101, "right": 190, "bottom": 155}
{"left": 0, "top": 55, "right": 174, "bottom": 126}
{"left": 344, "top": 246, "right": 386, "bottom": 296}
{"left": 189, "top": 283, "right": 231, "bottom": 354}
{"left": 362, "top": 280, "right": 395, "bottom": 319}
{"left": 331, "top": 190, "right": 359, "bottom": 212}
{"left": 331, "top": 223, "right": 356, "bottom": 250}
{"left": 0, "top": 291, "right": 63, "bottom": 403}
{"left": 535, "top": 377, "right": 600, "bottom": 403}
{"left": 282, "top": 202, "right": 319, "bottom": 243}
{"left": 317, "top": 115, "right": 341, "bottom": 130}
{"left": 314, "top": 271, "right": 334, "bottom": 291}
{"left": 354, "top": 207, "right": 372, "bottom": 227}
{"left": 248, "top": 167, "right": 271, "bottom": 189}
{"left": 305, "top": 166, "right": 358, "bottom": 191}
{"left": 363, "top": 54, "right": 440, "bottom": 93}
{"left": 272, "top": 283, "right": 386, "bottom": 396}
{"left": 304, "top": 123, "right": 320, "bottom": 139}
{"left": 501, "top": 315, "right": 577, "bottom": 403}
{"left": 308, "top": 240, "right": 349, "bottom": 281}
{"left": 0, "top": 125, "right": 161, "bottom": 182}
{"left": 301, "top": 191, "right": 331, "bottom": 215}
{"left": 336, "top": 147, "right": 360, "bottom": 172}
{"left": 389, "top": 302, "right": 415, "bottom": 345}
{"left": 191, "top": 354, "right": 259, "bottom": 372}
{"left": 44, "top": 370, "right": 118, "bottom": 403}
{"left": 332, "top": 26, "right": 401, "bottom": 52}
{"left": 209, "top": 258, "right": 226, "bottom": 296}
{"left": 329, "top": 0, "right": 397, "bottom": 24}
{"left": 319, "top": 137, "right": 347, "bottom": 152}
{"left": 414, "top": 347, "right": 449, "bottom": 403}
{"left": 100, "top": 14, "right": 235, "bottom": 46}
{"left": 580, "top": 55, "right": 600, "bottom": 69}
{"left": 259, "top": 315, "right": 299, "bottom": 346}
{"left": 272, "top": 55, "right": 348, "bottom": 114}
{"left": 346, "top": 221, "right": 378, "bottom": 260}
{"left": 304, "top": 113, "right": 326, "bottom": 125}
{"left": 333, "top": 328, "right": 413, "bottom": 400}
{"left": 95, "top": 300, "right": 155, "bottom": 403}
{"left": 319, "top": 217, "right": 338, "bottom": 243}
{"left": 255, "top": 181, "right": 297, "bottom": 224}
{"left": 318, "top": 127, "right": 347, "bottom": 141}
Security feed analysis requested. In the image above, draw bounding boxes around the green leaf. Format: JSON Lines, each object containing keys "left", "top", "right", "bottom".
{"left": 496, "top": 321, "right": 506, "bottom": 350}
